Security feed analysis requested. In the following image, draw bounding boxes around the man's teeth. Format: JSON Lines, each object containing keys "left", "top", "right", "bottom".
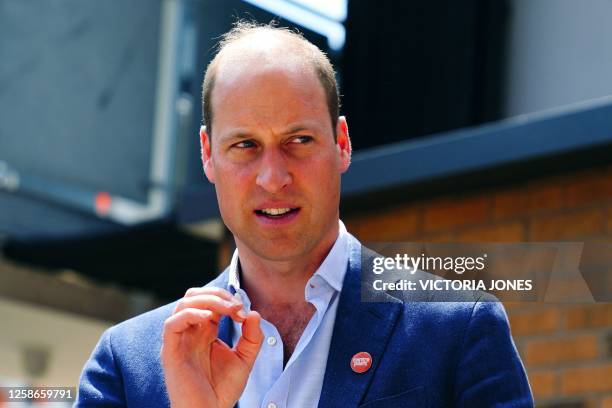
{"left": 260, "top": 208, "right": 292, "bottom": 216}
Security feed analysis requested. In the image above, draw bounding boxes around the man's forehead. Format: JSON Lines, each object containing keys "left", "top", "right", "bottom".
{"left": 221, "top": 29, "right": 307, "bottom": 56}
{"left": 207, "top": 31, "right": 331, "bottom": 137}
{"left": 211, "top": 59, "right": 329, "bottom": 140}
{"left": 215, "top": 32, "right": 314, "bottom": 81}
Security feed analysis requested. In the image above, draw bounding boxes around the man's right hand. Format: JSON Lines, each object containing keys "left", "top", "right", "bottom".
{"left": 161, "top": 287, "right": 263, "bottom": 408}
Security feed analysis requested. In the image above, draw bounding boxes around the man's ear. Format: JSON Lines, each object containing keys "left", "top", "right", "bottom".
{"left": 336, "top": 116, "right": 352, "bottom": 173}
{"left": 199, "top": 126, "right": 215, "bottom": 184}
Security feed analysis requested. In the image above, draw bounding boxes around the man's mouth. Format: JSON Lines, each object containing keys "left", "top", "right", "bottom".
{"left": 255, "top": 207, "right": 300, "bottom": 219}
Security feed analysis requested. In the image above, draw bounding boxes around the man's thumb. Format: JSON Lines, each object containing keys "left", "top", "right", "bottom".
{"left": 235, "top": 311, "right": 264, "bottom": 366}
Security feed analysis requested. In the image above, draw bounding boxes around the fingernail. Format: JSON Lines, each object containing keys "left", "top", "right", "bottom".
{"left": 236, "top": 309, "right": 247, "bottom": 320}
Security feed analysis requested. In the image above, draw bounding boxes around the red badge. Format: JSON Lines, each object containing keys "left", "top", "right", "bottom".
{"left": 350, "top": 352, "right": 372, "bottom": 373}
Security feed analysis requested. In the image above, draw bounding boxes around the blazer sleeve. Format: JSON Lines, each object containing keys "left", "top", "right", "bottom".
{"left": 454, "top": 299, "right": 534, "bottom": 408}
{"left": 76, "top": 327, "right": 126, "bottom": 407}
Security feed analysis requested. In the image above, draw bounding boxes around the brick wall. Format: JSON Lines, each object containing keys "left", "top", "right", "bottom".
{"left": 344, "top": 164, "right": 612, "bottom": 407}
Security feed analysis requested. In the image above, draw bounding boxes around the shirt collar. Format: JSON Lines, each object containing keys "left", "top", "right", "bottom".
{"left": 228, "top": 220, "right": 349, "bottom": 299}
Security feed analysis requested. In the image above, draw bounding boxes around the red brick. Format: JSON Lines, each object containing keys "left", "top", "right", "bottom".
{"left": 544, "top": 277, "right": 602, "bottom": 303}
{"left": 584, "top": 398, "right": 603, "bottom": 408}
{"left": 419, "top": 231, "right": 456, "bottom": 243}
{"left": 344, "top": 205, "right": 420, "bottom": 241}
{"left": 561, "top": 363, "right": 612, "bottom": 395}
{"left": 423, "top": 195, "right": 491, "bottom": 233}
{"left": 528, "top": 370, "right": 557, "bottom": 398}
{"left": 565, "top": 304, "right": 612, "bottom": 330}
{"left": 508, "top": 307, "right": 560, "bottom": 336}
{"left": 493, "top": 187, "right": 529, "bottom": 220}
{"left": 455, "top": 221, "right": 525, "bottom": 242}
{"left": 524, "top": 335, "right": 598, "bottom": 366}
{"left": 528, "top": 183, "right": 564, "bottom": 214}
{"left": 602, "top": 396, "right": 612, "bottom": 408}
{"left": 493, "top": 176, "right": 568, "bottom": 220}
{"left": 502, "top": 301, "right": 526, "bottom": 313}
{"left": 528, "top": 209, "right": 606, "bottom": 240}
{"left": 565, "top": 168, "right": 612, "bottom": 208}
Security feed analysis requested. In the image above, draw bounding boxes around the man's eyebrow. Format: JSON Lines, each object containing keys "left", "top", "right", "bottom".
{"left": 218, "top": 123, "right": 320, "bottom": 141}
{"left": 283, "top": 123, "right": 318, "bottom": 134}
{"left": 218, "top": 130, "right": 252, "bottom": 142}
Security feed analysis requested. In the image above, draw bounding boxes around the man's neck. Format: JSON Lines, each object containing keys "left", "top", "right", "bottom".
{"left": 235, "top": 226, "right": 339, "bottom": 310}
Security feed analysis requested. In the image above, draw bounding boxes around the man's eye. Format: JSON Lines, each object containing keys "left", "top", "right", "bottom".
{"left": 290, "top": 135, "right": 313, "bottom": 144}
{"left": 233, "top": 140, "right": 256, "bottom": 149}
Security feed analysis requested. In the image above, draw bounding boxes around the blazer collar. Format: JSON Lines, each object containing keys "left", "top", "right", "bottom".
{"left": 318, "top": 238, "right": 403, "bottom": 408}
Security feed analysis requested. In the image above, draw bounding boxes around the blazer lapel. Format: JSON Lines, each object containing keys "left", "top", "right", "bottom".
{"left": 205, "top": 268, "right": 235, "bottom": 347}
{"left": 204, "top": 268, "right": 237, "bottom": 408}
{"left": 318, "top": 239, "right": 403, "bottom": 408}
{"left": 218, "top": 315, "right": 234, "bottom": 347}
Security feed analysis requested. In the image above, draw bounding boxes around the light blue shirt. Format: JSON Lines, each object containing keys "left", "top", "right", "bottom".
{"left": 229, "top": 221, "right": 350, "bottom": 408}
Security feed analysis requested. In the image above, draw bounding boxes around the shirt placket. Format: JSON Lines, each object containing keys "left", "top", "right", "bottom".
{"left": 259, "top": 319, "right": 288, "bottom": 408}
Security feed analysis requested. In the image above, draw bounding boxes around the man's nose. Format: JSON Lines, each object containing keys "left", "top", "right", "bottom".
{"left": 255, "top": 149, "right": 292, "bottom": 193}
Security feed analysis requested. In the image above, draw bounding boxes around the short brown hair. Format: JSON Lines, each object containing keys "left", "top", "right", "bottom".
{"left": 201, "top": 21, "right": 340, "bottom": 138}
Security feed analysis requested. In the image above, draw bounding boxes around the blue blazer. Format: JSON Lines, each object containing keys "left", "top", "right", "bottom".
{"left": 77, "top": 244, "right": 533, "bottom": 407}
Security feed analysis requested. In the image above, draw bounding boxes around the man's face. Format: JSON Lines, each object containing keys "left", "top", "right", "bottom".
{"left": 200, "top": 58, "right": 351, "bottom": 262}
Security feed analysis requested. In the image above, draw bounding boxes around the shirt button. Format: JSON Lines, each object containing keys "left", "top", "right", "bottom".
{"left": 267, "top": 336, "right": 277, "bottom": 346}
{"left": 267, "top": 403, "right": 277, "bottom": 408}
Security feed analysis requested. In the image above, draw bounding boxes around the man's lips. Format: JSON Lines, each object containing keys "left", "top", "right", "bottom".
{"left": 255, "top": 207, "right": 300, "bottom": 217}
{"left": 254, "top": 207, "right": 300, "bottom": 218}
{"left": 254, "top": 200, "right": 299, "bottom": 213}
{"left": 253, "top": 203, "right": 301, "bottom": 224}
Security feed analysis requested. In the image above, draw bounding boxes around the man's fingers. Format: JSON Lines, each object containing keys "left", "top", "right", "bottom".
{"left": 173, "top": 294, "right": 246, "bottom": 322}
{"left": 184, "top": 286, "right": 234, "bottom": 301}
{"left": 162, "top": 308, "right": 218, "bottom": 352}
{"left": 234, "top": 311, "right": 264, "bottom": 367}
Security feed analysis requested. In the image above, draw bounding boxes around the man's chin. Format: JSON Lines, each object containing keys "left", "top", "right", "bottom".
{"left": 252, "top": 244, "right": 307, "bottom": 262}
{"left": 242, "top": 236, "right": 310, "bottom": 262}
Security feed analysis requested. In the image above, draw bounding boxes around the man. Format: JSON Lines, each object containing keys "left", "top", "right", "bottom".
{"left": 77, "top": 22, "right": 533, "bottom": 407}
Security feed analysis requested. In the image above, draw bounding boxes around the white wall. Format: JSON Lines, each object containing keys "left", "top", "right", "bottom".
{"left": 504, "top": 0, "right": 612, "bottom": 117}
{"left": 0, "top": 296, "right": 111, "bottom": 387}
